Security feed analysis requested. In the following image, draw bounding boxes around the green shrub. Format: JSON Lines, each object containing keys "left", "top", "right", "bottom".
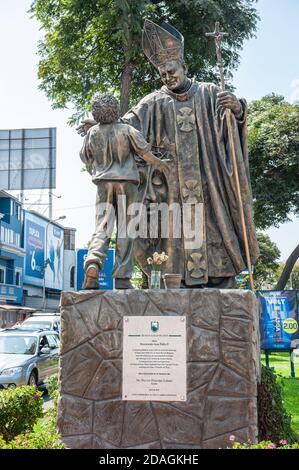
{"left": 45, "top": 374, "right": 59, "bottom": 408}
{"left": 0, "top": 386, "right": 43, "bottom": 442}
{"left": 231, "top": 440, "right": 299, "bottom": 449}
{"left": 258, "top": 365, "right": 297, "bottom": 444}
{"left": 0, "top": 430, "right": 64, "bottom": 449}
{"left": 0, "top": 375, "right": 66, "bottom": 449}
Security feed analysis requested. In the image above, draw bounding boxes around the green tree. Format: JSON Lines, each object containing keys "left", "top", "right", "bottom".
{"left": 30, "top": 0, "right": 258, "bottom": 120}
{"left": 288, "top": 263, "right": 299, "bottom": 290}
{"left": 254, "top": 232, "right": 281, "bottom": 289}
{"left": 237, "top": 232, "right": 280, "bottom": 290}
{"left": 248, "top": 94, "right": 299, "bottom": 230}
{"left": 275, "top": 261, "right": 299, "bottom": 291}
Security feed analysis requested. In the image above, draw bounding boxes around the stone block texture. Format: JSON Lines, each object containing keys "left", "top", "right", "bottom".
{"left": 58, "top": 289, "right": 259, "bottom": 449}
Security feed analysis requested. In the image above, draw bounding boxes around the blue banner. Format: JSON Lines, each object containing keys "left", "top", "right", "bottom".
{"left": 258, "top": 290, "right": 299, "bottom": 350}
{"left": 24, "top": 218, "right": 45, "bottom": 281}
{"left": 45, "top": 224, "right": 64, "bottom": 291}
{"left": 76, "top": 249, "right": 115, "bottom": 291}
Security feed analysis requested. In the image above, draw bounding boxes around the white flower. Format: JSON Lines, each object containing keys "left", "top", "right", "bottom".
{"left": 150, "top": 252, "right": 168, "bottom": 266}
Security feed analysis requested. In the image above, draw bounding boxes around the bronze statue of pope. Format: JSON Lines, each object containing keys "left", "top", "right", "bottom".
{"left": 79, "top": 20, "right": 259, "bottom": 288}
{"left": 123, "top": 20, "right": 259, "bottom": 288}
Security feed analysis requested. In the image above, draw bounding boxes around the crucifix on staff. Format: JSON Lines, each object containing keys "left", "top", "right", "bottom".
{"left": 206, "top": 22, "right": 256, "bottom": 292}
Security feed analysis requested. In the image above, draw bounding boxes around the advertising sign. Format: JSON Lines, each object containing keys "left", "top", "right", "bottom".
{"left": 44, "top": 223, "right": 64, "bottom": 291}
{"left": 258, "top": 290, "right": 299, "bottom": 351}
{"left": 24, "top": 211, "right": 64, "bottom": 290}
{"left": 24, "top": 213, "right": 45, "bottom": 287}
{"left": 0, "top": 128, "right": 56, "bottom": 190}
{"left": 76, "top": 248, "right": 115, "bottom": 291}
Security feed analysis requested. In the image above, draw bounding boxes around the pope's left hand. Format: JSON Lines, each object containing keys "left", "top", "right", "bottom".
{"left": 217, "top": 91, "right": 242, "bottom": 115}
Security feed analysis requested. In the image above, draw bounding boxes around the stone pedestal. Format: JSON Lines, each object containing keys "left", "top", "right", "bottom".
{"left": 58, "top": 289, "right": 260, "bottom": 449}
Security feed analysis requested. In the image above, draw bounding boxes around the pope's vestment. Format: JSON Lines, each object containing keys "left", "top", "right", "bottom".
{"left": 124, "top": 81, "right": 259, "bottom": 285}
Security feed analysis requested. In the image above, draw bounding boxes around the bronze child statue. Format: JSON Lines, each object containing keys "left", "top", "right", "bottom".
{"left": 80, "top": 92, "right": 168, "bottom": 290}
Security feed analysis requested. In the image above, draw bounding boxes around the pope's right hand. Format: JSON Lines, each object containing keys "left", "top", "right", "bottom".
{"left": 157, "top": 160, "right": 170, "bottom": 175}
{"left": 76, "top": 119, "right": 97, "bottom": 136}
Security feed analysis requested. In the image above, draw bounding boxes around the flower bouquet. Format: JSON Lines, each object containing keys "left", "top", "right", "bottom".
{"left": 147, "top": 252, "right": 168, "bottom": 289}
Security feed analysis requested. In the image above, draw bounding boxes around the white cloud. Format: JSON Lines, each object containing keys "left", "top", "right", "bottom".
{"left": 290, "top": 79, "right": 299, "bottom": 103}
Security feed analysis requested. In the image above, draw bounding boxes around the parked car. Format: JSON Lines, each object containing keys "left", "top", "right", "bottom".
{"left": 0, "top": 328, "right": 60, "bottom": 389}
{"left": 18, "top": 313, "right": 60, "bottom": 333}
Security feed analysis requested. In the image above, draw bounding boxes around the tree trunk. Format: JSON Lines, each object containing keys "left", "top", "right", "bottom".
{"left": 120, "top": 61, "right": 134, "bottom": 116}
{"left": 275, "top": 243, "right": 299, "bottom": 290}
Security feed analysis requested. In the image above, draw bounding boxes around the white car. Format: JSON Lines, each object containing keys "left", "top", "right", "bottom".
{"left": 0, "top": 328, "right": 60, "bottom": 389}
{"left": 19, "top": 314, "right": 60, "bottom": 334}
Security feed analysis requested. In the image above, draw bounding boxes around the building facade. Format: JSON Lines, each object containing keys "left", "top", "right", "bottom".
{"left": 23, "top": 211, "right": 75, "bottom": 312}
{"left": 0, "top": 191, "right": 24, "bottom": 305}
{"left": 0, "top": 190, "right": 77, "bottom": 312}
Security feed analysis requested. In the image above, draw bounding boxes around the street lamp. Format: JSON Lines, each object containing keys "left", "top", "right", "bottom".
{"left": 43, "top": 215, "right": 66, "bottom": 312}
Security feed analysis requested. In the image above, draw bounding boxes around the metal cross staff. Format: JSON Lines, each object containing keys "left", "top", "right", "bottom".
{"left": 206, "top": 22, "right": 255, "bottom": 292}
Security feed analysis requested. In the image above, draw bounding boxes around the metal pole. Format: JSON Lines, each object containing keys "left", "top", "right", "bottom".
{"left": 290, "top": 349, "right": 295, "bottom": 378}
{"left": 43, "top": 221, "right": 50, "bottom": 312}
{"left": 42, "top": 215, "right": 66, "bottom": 311}
{"left": 20, "top": 129, "right": 25, "bottom": 206}
{"left": 49, "top": 192, "right": 53, "bottom": 221}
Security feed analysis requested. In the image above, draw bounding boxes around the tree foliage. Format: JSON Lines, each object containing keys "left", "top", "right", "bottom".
{"left": 248, "top": 94, "right": 299, "bottom": 230}
{"left": 258, "top": 365, "right": 297, "bottom": 444}
{"left": 254, "top": 232, "right": 281, "bottom": 289}
{"left": 237, "top": 232, "right": 280, "bottom": 290}
{"left": 30, "top": 0, "right": 258, "bottom": 120}
{"left": 275, "top": 261, "right": 299, "bottom": 291}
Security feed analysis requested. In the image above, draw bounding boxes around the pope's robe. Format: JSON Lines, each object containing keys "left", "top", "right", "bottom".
{"left": 124, "top": 81, "right": 259, "bottom": 285}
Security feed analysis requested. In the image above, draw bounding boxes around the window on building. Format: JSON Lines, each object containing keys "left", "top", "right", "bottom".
{"left": 70, "top": 266, "right": 75, "bottom": 288}
{"left": 64, "top": 229, "right": 75, "bottom": 250}
{"left": 15, "top": 270, "right": 21, "bottom": 286}
{"left": 70, "top": 232, "right": 75, "bottom": 251}
{"left": 15, "top": 233, "right": 20, "bottom": 247}
{"left": 0, "top": 268, "right": 5, "bottom": 284}
{"left": 2, "top": 228, "right": 14, "bottom": 245}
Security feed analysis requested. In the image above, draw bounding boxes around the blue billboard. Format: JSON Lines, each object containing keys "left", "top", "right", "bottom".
{"left": 76, "top": 248, "right": 115, "bottom": 291}
{"left": 44, "top": 223, "right": 64, "bottom": 291}
{"left": 24, "top": 215, "right": 45, "bottom": 286}
{"left": 23, "top": 211, "right": 64, "bottom": 290}
{"left": 258, "top": 290, "right": 299, "bottom": 351}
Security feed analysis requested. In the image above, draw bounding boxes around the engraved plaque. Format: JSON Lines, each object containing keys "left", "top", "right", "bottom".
{"left": 122, "top": 316, "right": 187, "bottom": 401}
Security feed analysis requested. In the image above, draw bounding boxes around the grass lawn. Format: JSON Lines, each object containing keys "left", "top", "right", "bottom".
{"left": 261, "top": 352, "right": 299, "bottom": 436}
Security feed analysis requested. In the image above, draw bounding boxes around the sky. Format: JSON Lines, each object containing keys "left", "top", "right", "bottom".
{"left": 0, "top": 0, "right": 298, "bottom": 261}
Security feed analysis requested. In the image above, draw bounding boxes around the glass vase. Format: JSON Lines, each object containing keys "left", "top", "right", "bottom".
{"left": 150, "top": 270, "right": 161, "bottom": 289}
